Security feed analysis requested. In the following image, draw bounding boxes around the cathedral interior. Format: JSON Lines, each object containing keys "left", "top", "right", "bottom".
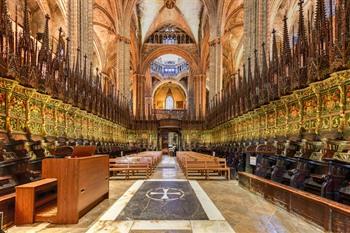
{"left": 0, "top": 0, "right": 350, "bottom": 232}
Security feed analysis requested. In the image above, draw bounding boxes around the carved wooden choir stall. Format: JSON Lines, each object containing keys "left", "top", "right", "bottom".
{"left": 0, "top": 0, "right": 128, "bottom": 228}
{"left": 198, "top": 0, "right": 350, "bottom": 232}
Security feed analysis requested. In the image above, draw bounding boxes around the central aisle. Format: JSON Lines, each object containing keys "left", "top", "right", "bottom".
{"left": 151, "top": 155, "right": 185, "bottom": 179}
{"left": 87, "top": 155, "right": 235, "bottom": 233}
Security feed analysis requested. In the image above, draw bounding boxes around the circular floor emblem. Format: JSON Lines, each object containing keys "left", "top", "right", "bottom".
{"left": 146, "top": 187, "right": 185, "bottom": 201}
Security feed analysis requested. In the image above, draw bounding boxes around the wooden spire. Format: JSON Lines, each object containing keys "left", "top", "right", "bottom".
{"left": 254, "top": 49, "right": 261, "bottom": 107}
{"left": 282, "top": 15, "right": 292, "bottom": 95}
{"left": 296, "top": 0, "right": 309, "bottom": 88}
{"left": 247, "top": 57, "right": 255, "bottom": 109}
{"left": 261, "top": 42, "right": 269, "bottom": 105}
{"left": 271, "top": 29, "right": 279, "bottom": 100}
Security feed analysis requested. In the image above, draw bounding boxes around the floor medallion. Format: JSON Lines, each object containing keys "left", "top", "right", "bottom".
{"left": 116, "top": 181, "right": 208, "bottom": 220}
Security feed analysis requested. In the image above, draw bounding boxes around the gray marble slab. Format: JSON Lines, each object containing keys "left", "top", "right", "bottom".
{"left": 116, "top": 181, "right": 208, "bottom": 220}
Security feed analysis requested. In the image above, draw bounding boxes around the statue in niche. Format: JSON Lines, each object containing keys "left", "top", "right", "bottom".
{"left": 165, "top": 0, "right": 176, "bottom": 9}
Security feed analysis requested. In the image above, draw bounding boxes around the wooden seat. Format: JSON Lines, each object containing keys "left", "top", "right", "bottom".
{"left": 177, "top": 152, "right": 230, "bottom": 180}
{"left": 109, "top": 152, "right": 162, "bottom": 179}
{"left": 15, "top": 178, "right": 58, "bottom": 225}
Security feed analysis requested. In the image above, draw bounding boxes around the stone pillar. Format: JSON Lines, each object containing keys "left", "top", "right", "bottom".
{"left": 68, "top": 0, "right": 78, "bottom": 63}
{"left": 68, "top": 0, "right": 93, "bottom": 64}
{"left": 144, "top": 68, "right": 152, "bottom": 120}
{"left": 116, "top": 37, "right": 131, "bottom": 104}
{"left": 188, "top": 73, "right": 195, "bottom": 120}
{"left": 140, "top": 76, "right": 145, "bottom": 120}
{"left": 132, "top": 73, "right": 137, "bottom": 117}
{"left": 243, "top": 0, "right": 270, "bottom": 66}
{"left": 82, "top": 0, "right": 93, "bottom": 63}
{"left": 208, "top": 38, "right": 222, "bottom": 102}
{"left": 132, "top": 74, "right": 145, "bottom": 120}
{"left": 192, "top": 74, "right": 207, "bottom": 120}
{"left": 200, "top": 74, "right": 207, "bottom": 118}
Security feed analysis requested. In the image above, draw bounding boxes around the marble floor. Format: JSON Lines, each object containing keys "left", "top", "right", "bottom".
{"left": 7, "top": 155, "right": 325, "bottom": 233}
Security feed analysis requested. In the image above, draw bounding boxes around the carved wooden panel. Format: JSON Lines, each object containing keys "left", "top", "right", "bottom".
{"left": 28, "top": 97, "right": 44, "bottom": 136}
{"left": 290, "top": 195, "right": 327, "bottom": 227}
{"left": 266, "top": 108, "right": 276, "bottom": 138}
{"left": 331, "top": 209, "right": 350, "bottom": 233}
{"left": 0, "top": 91, "right": 7, "bottom": 131}
{"left": 43, "top": 102, "right": 56, "bottom": 136}
{"left": 206, "top": 72, "right": 350, "bottom": 146}
{"left": 8, "top": 94, "right": 27, "bottom": 133}
{"left": 302, "top": 95, "right": 318, "bottom": 134}
{"left": 275, "top": 103, "right": 287, "bottom": 138}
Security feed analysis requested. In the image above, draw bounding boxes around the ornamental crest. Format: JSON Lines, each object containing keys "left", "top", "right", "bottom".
{"left": 289, "top": 105, "right": 299, "bottom": 119}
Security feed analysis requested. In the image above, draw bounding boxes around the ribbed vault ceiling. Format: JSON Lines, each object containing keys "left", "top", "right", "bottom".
{"left": 137, "top": 0, "right": 203, "bottom": 42}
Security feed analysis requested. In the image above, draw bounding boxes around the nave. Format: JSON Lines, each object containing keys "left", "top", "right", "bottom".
{"left": 8, "top": 155, "right": 323, "bottom": 233}
{"left": 0, "top": 0, "right": 349, "bottom": 232}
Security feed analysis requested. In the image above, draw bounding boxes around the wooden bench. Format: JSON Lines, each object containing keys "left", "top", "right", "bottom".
{"left": 110, "top": 157, "right": 152, "bottom": 179}
{"left": 15, "top": 178, "right": 57, "bottom": 225}
{"left": 177, "top": 152, "right": 230, "bottom": 180}
{"left": 109, "top": 151, "right": 162, "bottom": 180}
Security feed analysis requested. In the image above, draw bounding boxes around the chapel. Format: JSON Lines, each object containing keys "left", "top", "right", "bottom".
{"left": 0, "top": 0, "right": 349, "bottom": 232}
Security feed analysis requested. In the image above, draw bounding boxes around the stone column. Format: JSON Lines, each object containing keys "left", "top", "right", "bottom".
{"left": 68, "top": 0, "right": 93, "bottom": 64}
{"left": 116, "top": 37, "right": 131, "bottom": 104}
{"left": 208, "top": 38, "right": 222, "bottom": 102}
{"left": 132, "top": 74, "right": 145, "bottom": 120}
{"left": 243, "top": 0, "right": 270, "bottom": 66}
{"left": 132, "top": 73, "right": 137, "bottom": 117}
{"left": 144, "top": 68, "right": 153, "bottom": 120}
{"left": 82, "top": 0, "right": 93, "bottom": 63}
{"left": 188, "top": 73, "right": 195, "bottom": 120}
{"left": 68, "top": 0, "right": 78, "bottom": 62}
{"left": 193, "top": 74, "right": 207, "bottom": 120}
{"left": 200, "top": 74, "right": 207, "bottom": 118}
{"left": 140, "top": 76, "right": 145, "bottom": 120}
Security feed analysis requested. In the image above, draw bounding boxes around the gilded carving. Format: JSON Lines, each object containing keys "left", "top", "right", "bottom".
{"left": 204, "top": 70, "right": 350, "bottom": 144}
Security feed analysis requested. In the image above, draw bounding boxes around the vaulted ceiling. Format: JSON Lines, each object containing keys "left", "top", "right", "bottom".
{"left": 8, "top": 0, "right": 67, "bottom": 38}
{"left": 221, "top": 0, "right": 244, "bottom": 84}
{"left": 92, "top": 0, "right": 244, "bottom": 84}
{"left": 137, "top": 0, "right": 203, "bottom": 43}
{"left": 5, "top": 0, "right": 244, "bottom": 87}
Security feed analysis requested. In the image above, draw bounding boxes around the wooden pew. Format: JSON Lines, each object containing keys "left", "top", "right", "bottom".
{"left": 109, "top": 151, "right": 162, "bottom": 179}
{"left": 128, "top": 152, "right": 162, "bottom": 171}
{"left": 109, "top": 157, "right": 152, "bottom": 179}
{"left": 177, "top": 152, "right": 230, "bottom": 180}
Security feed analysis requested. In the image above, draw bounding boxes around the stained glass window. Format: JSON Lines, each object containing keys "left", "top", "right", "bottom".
{"left": 165, "top": 95, "right": 174, "bottom": 110}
